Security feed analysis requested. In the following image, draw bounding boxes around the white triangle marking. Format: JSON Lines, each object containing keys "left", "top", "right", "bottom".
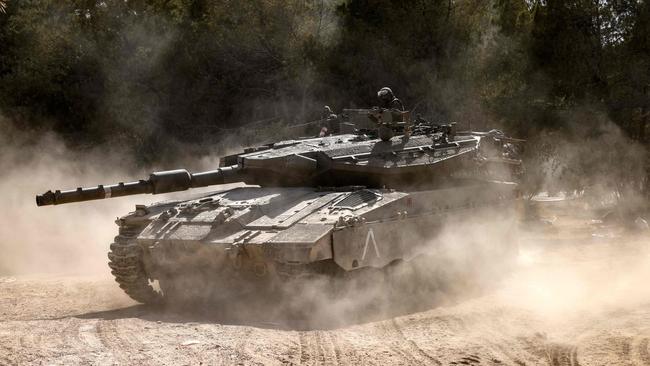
{"left": 361, "top": 228, "right": 380, "bottom": 260}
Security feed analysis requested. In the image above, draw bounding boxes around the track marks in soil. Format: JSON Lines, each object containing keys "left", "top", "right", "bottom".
{"left": 96, "top": 319, "right": 144, "bottom": 365}
{"left": 78, "top": 320, "right": 117, "bottom": 366}
{"left": 298, "top": 331, "right": 340, "bottom": 365}
{"left": 378, "top": 321, "right": 422, "bottom": 364}
{"left": 449, "top": 354, "right": 482, "bottom": 365}
{"left": 602, "top": 335, "right": 650, "bottom": 366}
{"left": 0, "top": 339, "right": 14, "bottom": 366}
{"left": 515, "top": 333, "right": 580, "bottom": 366}
{"left": 375, "top": 318, "right": 442, "bottom": 365}
{"left": 390, "top": 318, "right": 442, "bottom": 365}
{"left": 232, "top": 327, "right": 254, "bottom": 364}
{"left": 544, "top": 343, "right": 579, "bottom": 366}
{"left": 293, "top": 329, "right": 368, "bottom": 365}
{"left": 638, "top": 338, "right": 650, "bottom": 365}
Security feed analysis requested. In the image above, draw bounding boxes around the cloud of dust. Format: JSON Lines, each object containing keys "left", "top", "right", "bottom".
{"left": 0, "top": 121, "right": 138, "bottom": 276}
{"left": 502, "top": 111, "right": 649, "bottom": 326}
{"left": 0, "top": 116, "right": 231, "bottom": 276}
{"left": 523, "top": 108, "right": 647, "bottom": 205}
{"left": 504, "top": 220, "right": 650, "bottom": 323}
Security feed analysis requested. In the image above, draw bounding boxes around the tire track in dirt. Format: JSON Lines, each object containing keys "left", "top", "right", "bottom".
{"left": 517, "top": 333, "right": 580, "bottom": 366}
{"left": 466, "top": 313, "right": 546, "bottom": 365}
{"left": 491, "top": 338, "right": 538, "bottom": 365}
{"left": 296, "top": 329, "right": 350, "bottom": 365}
{"left": 50, "top": 319, "right": 83, "bottom": 363}
{"left": 544, "top": 343, "right": 579, "bottom": 366}
{"left": 377, "top": 321, "right": 421, "bottom": 364}
{"left": 95, "top": 319, "right": 160, "bottom": 365}
{"left": 375, "top": 318, "right": 443, "bottom": 365}
{"left": 0, "top": 340, "right": 14, "bottom": 366}
{"left": 609, "top": 335, "right": 650, "bottom": 366}
{"left": 321, "top": 330, "right": 346, "bottom": 365}
{"left": 78, "top": 319, "right": 116, "bottom": 366}
{"left": 390, "top": 318, "right": 442, "bottom": 365}
{"left": 327, "top": 331, "right": 344, "bottom": 365}
{"left": 298, "top": 331, "right": 315, "bottom": 364}
{"left": 298, "top": 331, "right": 329, "bottom": 365}
{"left": 233, "top": 327, "right": 254, "bottom": 364}
{"left": 96, "top": 320, "right": 131, "bottom": 364}
{"left": 432, "top": 310, "right": 525, "bottom": 366}
{"left": 561, "top": 308, "right": 650, "bottom": 366}
{"left": 314, "top": 331, "right": 329, "bottom": 364}
{"left": 467, "top": 335, "right": 522, "bottom": 365}
{"left": 589, "top": 335, "right": 631, "bottom": 365}
{"left": 18, "top": 325, "right": 43, "bottom": 354}
{"left": 637, "top": 337, "right": 650, "bottom": 365}
{"left": 297, "top": 328, "right": 364, "bottom": 365}
{"left": 3, "top": 323, "right": 48, "bottom": 365}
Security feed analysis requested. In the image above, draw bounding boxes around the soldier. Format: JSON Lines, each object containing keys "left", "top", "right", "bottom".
{"left": 322, "top": 105, "right": 337, "bottom": 120}
{"left": 319, "top": 105, "right": 339, "bottom": 137}
{"left": 377, "top": 87, "right": 405, "bottom": 111}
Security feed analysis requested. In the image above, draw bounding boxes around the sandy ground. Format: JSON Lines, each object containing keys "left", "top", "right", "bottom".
{"left": 1, "top": 206, "right": 650, "bottom": 365}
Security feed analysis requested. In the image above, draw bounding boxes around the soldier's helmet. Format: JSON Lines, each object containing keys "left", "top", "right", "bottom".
{"left": 377, "top": 87, "right": 394, "bottom": 102}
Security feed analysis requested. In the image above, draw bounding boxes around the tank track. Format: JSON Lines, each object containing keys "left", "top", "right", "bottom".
{"left": 107, "top": 233, "right": 162, "bottom": 304}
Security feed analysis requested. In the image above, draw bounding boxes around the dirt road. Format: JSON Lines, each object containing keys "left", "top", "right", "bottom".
{"left": 1, "top": 216, "right": 650, "bottom": 365}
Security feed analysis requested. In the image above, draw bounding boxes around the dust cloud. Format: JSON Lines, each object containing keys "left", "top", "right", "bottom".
{"left": 0, "top": 129, "right": 141, "bottom": 275}
{"left": 507, "top": 230, "right": 650, "bottom": 321}
{"left": 0, "top": 117, "right": 227, "bottom": 276}
{"left": 486, "top": 116, "right": 649, "bottom": 331}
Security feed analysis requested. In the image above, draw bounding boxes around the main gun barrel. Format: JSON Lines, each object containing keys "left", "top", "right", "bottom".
{"left": 36, "top": 165, "right": 241, "bottom": 207}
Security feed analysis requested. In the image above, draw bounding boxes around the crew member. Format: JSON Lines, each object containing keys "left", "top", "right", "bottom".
{"left": 377, "top": 87, "right": 405, "bottom": 111}
{"left": 319, "top": 105, "right": 338, "bottom": 137}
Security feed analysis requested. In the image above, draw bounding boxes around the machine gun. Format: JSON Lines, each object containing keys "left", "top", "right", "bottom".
{"left": 338, "top": 108, "right": 412, "bottom": 141}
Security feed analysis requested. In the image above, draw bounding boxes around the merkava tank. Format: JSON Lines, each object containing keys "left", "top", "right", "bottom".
{"left": 36, "top": 108, "right": 523, "bottom": 305}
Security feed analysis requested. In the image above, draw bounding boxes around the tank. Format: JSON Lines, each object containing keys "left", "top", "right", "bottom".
{"left": 36, "top": 108, "right": 523, "bottom": 305}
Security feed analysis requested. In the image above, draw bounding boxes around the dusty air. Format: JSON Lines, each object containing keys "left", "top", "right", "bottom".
{"left": 1, "top": 1, "right": 649, "bottom": 365}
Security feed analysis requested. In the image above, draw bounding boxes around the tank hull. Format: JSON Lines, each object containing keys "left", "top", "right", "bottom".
{"left": 111, "top": 181, "right": 519, "bottom": 304}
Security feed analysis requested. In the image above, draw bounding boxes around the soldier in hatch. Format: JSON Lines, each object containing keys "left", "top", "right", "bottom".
{"left": 377, "top": 87, "right": 405, "bottom": 111}
{"left": 319, "top": 105, "right": 339, "bottom": 137}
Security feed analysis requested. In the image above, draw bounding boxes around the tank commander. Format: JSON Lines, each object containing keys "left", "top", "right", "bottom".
{"left": 377, "top": 87, "right": 405, "bottom": 111}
